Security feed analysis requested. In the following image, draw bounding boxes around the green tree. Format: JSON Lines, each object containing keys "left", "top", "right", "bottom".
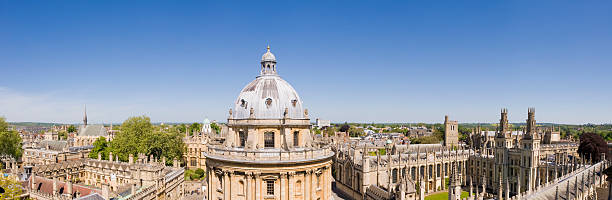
{"left": 210, "top": 123, "right": 221, "bottom": 134}
{"left": 177, "top": 124, "right": 187, "bottom": 134}
{"left": 195, "top": 168, "right": 205, "bottom": 178}
{"left": 109, "top": 116, "right": 185, "bottom": 165}
{"left": 89, "top": 137, "right": 109, "bottom": 160}
{"left": 67, "top": 125, "right": 77, "bottom": 133}
{"left": 143, "top": 128, "right": 185, "bottom": 165}
{"left": 323, "top": 126, "right": 336, "bottom": 136}
{"left": 0, "top": 117, "right": 22, "bottom": 159}
{"left": 58, "top": 131, "right": 68, "bottom": 140}
{"left": 110, "top": 116, "right": 154, "bottom": 161}
{"left": 189, "top": 123, "right": 202, "bottom": 135}
{"left": 0, "top": 174, "right": 25, "bottom": 200}
{"left": 348, "top": 126, "right": 365, "bottom": 137}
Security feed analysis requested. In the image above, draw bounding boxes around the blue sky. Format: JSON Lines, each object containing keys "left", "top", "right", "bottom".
{"left": 1, "top": 1, "right": 611, "bottom": 124}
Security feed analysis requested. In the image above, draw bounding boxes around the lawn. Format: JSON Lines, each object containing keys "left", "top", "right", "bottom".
{"left": 424, "top": 191, "right": 469, "bottom": 200}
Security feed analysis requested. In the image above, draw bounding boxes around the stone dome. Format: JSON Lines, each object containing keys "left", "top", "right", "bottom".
{"left": 261, "top": 45, "right": 276, "bottom": 62}
{"left": 233, "top": 75, "right": 305, "bottom": 119}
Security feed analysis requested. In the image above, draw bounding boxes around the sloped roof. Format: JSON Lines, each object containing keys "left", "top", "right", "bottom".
{"left": 31, "top": 176, "right": 101, "bottom": 198}
{"left": 78, "top": 125, "right": 108, "bottom": 137}
{"left": 39, "top": 140, "right": 68, "bottom": 151}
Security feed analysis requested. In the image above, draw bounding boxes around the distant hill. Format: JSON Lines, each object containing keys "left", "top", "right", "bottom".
{"left": 9, "top": 122, "right": 61, "bottom": 127}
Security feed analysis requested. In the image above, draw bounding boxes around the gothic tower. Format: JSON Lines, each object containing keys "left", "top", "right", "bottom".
{"left": 444, "top": 115, "right": 459, "bottom": 147}
{"left": 520, "top": 107, "right": 540, "bottom": 192}
{"left": 494, "top": 108, "right": 512, "bottom": 198}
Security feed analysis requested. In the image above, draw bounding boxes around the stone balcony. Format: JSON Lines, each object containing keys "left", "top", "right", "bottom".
{"left": 203, "top": 145, "right": 334, "bottom": 164}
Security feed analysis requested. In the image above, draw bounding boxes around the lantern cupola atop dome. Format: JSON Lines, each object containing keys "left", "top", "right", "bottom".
{"left": 260, "top": 45, "right": 277, "bottom": 76}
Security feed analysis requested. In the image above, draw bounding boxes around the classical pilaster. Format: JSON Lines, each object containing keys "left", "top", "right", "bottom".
{"left": 280, "top": 172, "right": 287, "bottom": 200}
{"left": 254, "top": 172, "right": 261, "bottom": 200}
{"left": 305, "top": 170, "right": 312, "bottom": 200}
{"left": 245, "top": 172, "right": 252, "bottom": 200}
{"left": 288, "top": 172, "right": 295, "bottom": 200}
{"left": 224, "top": 171, "right": 232, "bottom": 200}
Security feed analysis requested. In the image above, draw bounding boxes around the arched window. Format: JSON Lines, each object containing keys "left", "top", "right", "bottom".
{"left": 238, "top": 180, "right": 245, "bottom": 195}
{"left": 293, "top": 131, "right": 299, "bottom": 147}
{"left": 295, "top": 180, "right": 302, "bottom": 195}
{"left": 264, "top": 132, "right": 274, "bottom": 148}
{"left": 392, "top": 168, "right": 398, "bottom": 183}
{"left": 238, "top": 131, "right": 246, "bottom": 147}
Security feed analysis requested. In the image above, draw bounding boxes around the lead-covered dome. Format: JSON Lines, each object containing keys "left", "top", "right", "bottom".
{"left": 232, "top": 46, "right": 305, "bottom": 119}
{"left": 261, "top": 45, "right": 276, "bottom": 62}
{"left": 233, "top": 76, "right": 304, "bottom": 119}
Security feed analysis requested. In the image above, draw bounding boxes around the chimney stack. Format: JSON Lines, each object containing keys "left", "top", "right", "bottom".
{"left": 67, "top": 180, "right": 73, "bottom": 195}
{"left": 53, "top": 177, "right": 58, "bottom": 195}
{"left": 173, "top": 158, "right": 179, "bottom": 168}
{"left": 109, "top": 152, "right": 113, "bottom": 162}
{"left": 102, "top": 184, "right": 110, "bottom": 200}
{"left": 129, "top": 154, "right": 134, "bottom": 164}
{"left": 98, "top": 152, "right": 102, "bottom": 161}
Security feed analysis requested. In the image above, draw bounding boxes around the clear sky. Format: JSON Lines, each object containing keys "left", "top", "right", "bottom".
{"left": 1, "top": 1, "right": 611, "bottom": 125}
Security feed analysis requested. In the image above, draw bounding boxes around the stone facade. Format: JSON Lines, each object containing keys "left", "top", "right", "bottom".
{"left": 183, "top": 119, "right": 212, "bottom": 170}
{"left": 333, "top": 108, "right": 582, "bottom": 200}
{"left": 29, "top": 153, "right": 185, "bottom": 200}
{"left": 444, "top": 115, "right": 459, "bottom": 147}
{"left": 203, "top": 47, "right": 334, "bottom": 200}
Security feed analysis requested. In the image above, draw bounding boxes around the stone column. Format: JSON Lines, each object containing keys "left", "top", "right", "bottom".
{"left": 305, "top": 170, "right": 312, "bottom": 200}
{"left": 280, "top": 172, "right": 287, "bottom": 200}
{"left": 223, "top": 171, "right": 231, "bottom": 200}
{"left": 246, "top": 172, "right": 252, "bottom": 200}
{"left": 255, "top": 173, "right": 261, "bottom": 200}
{"left": 288, "top": 172, "right": 295, "bottom": 200}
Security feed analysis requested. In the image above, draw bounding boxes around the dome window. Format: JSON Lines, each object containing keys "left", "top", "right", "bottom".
{"left": 291, "top": 99, "right": 297, "bottom": 107}
{"left": 240, "top": 99, "right": 248, "bottom": 108}
{"left": 265, "top": 98, "right": 272, "bottom": 108}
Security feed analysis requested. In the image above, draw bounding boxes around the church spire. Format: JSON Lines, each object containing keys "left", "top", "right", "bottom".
{"left": 83, "top": 105, "right": 88, "bottom": 126}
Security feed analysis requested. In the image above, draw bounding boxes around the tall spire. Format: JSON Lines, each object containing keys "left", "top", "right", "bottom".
{"left": 83, "top": 105, "right": 88, "bottom": 126}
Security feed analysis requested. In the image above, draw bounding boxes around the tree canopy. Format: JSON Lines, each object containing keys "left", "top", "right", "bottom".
{"left": 210, "top": 123, "right": 221, "bottom": 134}
{"left": 89, "top": 137, "right": 109, "bottom": 160}
{"left": 0, "top": 174, "right": 24, "bottom": 200}
{"left": 67, "top": 125, "right": 77, "bottom": 133}
{"left": 108, "top": 116, "right": 185, "bottom": 165}
{"left": 189, "top": 123, "right": 202, "bottom": 135}
{"left": 339, "top": 123, "right": 350, "bottom": 132}
{"left": 0, "top": 117, "right": 22, "bottom": 159}
{"left": 578, "top": 132, "right": 609, "bottom": 162}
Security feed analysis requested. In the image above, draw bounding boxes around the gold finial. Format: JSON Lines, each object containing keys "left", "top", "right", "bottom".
{"left": 267, "top": 45, "right": 270, "bottom": 51}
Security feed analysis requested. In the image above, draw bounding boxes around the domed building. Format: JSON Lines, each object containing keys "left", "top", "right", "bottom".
{"left": 204, "top": 46, "right": 334, "bottom": 200}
